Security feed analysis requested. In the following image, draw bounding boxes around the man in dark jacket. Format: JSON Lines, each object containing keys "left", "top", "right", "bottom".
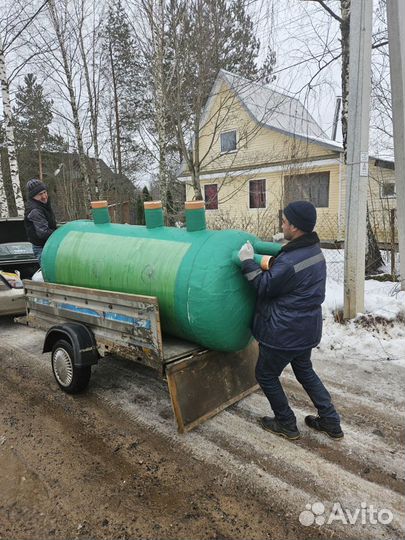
{"left": 239, "top": 200, "right": 343, "bottom": 441}
{"left": 24, "top": 179, "right": 57, "bottom": 264}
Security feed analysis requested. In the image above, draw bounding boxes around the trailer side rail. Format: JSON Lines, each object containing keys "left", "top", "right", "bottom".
{"left": 24, "top": 280, "right": 163, "bottom": 370}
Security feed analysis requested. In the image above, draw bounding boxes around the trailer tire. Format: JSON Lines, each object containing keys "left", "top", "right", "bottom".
{"left": 51, "top": 339, "right": 91, "bottom": 394}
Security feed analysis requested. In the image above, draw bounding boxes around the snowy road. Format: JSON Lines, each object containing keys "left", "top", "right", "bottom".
{"left": 0, "top": 316, "right": 404, "bottom": 539}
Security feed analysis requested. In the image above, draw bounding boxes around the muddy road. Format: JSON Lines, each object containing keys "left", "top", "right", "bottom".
{"left": 0, "top": 316, "right": 404, "bottom": 540}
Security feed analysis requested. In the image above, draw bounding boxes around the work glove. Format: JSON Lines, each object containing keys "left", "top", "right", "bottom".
{"left": 238, "top": 241, "right": 254, "bottom": 262}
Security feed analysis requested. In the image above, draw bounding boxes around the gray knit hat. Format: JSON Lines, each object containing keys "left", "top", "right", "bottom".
{"left": 27, "top": 178, "right": 47, "bottom": 199}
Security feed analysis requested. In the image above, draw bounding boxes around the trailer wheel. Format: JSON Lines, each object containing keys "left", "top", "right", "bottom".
{"left": 51, "top": 339, "right": 91, "bottom": 394}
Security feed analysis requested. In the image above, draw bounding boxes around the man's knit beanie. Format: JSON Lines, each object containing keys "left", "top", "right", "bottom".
{"left": 27, "top": 178, "right": 47, "bottom": 199}
{"left": 283, "top": 200, "right": 317, "bottom": 232}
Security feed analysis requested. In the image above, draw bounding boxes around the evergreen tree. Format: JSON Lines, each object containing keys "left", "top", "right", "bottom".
{"left": 13, "top": 73, "right": 65, "bottom": 180}
{"left": 102, "top": 0, "right": 147, "bottom": 180}
{"left": 167, "top": 0, "right": 275, "bottom": 124}
{"left": 161, "top": 0, "right": 276, "bottom": 197}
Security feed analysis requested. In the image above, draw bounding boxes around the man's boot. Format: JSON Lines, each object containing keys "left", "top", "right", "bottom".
{"left": 260, "top": 416, "right": 301, "bottom": 440}
{"left": 305, "top": 415, "right": 344, "bottom": 439}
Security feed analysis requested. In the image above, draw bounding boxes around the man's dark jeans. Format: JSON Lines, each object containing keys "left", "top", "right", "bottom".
{"left": 255, "top": 344, "right": 340, "bottom": 427}
{"left": 32, "top": 245, "right": 43, "bottom": 265}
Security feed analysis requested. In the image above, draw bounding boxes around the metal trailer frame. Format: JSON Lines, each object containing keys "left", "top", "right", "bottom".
{"left": 22, "top": 280, "right": 259, "bottom": 432}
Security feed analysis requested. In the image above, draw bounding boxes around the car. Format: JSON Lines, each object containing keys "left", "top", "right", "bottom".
{"left": 0, "top": 242, "right": 40, "bottom": 316}
{"left": 0, "top": 242, "right": 39, "bottom": 278}
{"left": 0, "top": 270, "right": 25, "bottom": 316}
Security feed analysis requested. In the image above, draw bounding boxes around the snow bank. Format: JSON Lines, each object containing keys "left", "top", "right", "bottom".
{"left": 321, "top": 249, "right": 405, "bottom": 367}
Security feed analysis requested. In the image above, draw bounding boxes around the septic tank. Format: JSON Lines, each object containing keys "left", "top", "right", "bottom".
{"left": 41, "top": 200, "right": 281, "bottom": 352}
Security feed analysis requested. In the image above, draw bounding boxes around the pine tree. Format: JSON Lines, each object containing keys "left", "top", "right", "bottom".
{"left": 13, "top": 73, "right": 65, "bottom": 180}
{"left": 102, "top": 0, "right": 147, "bottom": 180}
{"left": 162, "top": 0, "right": 276, "bottom": 198}
{"left": 167, "top": 0, "right": 275, "bottom": 123}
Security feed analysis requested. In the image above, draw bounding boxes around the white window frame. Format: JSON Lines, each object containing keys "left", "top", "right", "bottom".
{"left": 380, "top": 181, "right": 396, "bottom": 199}
{"left": 220, "top": 130, "right": 237, "bottom": 154}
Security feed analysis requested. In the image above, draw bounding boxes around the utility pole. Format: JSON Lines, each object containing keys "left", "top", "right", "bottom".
{"left": 387, "top": 0, "right": 405, "bottom": 291}
{"left": 343, "top": 0, "right": 373, "bottom": 319}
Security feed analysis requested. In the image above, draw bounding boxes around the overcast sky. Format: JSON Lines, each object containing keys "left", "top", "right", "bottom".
{"left": 252, "top": 1, "right": 342, "bottom": 138}
{"left": 253, "top": 0, "right": 392, "bottom": 158}
{"left": 1, "top": 0, "right": 392, "bottom": 159}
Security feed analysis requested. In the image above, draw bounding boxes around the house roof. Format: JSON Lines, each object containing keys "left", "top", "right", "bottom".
{"left": 202, "top": 70, "right": 343, "bottom": 152}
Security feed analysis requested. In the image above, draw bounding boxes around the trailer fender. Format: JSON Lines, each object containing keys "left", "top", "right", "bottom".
{"left": 43, "top": 323, "right": 99, "bottom": 367}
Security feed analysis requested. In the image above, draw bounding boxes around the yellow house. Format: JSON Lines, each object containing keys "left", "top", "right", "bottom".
{"left": 179, "top": 70, "right": 397, "bottom": 243}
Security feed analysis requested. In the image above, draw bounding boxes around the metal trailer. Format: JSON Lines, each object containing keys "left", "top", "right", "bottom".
{"left": 21, "top": 280, "right": 258, "bottom": 433}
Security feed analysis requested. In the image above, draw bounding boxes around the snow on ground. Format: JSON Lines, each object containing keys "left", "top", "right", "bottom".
{"left": 321, "top": 249, "right": 405, "bottom": 367}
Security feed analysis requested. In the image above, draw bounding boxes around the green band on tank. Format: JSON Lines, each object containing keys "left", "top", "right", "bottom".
{"left": 145, "top": 208, "right": 164, "bottom": 228}
{"left": 92, "top": 207, "right": 110, "bottom": 224}
{"left": 173, "top": 229, "right": 256, "bottom": 350}
{"left": 185, "top": 208, "right": 206, "bottom": 232}
{"left": 253, "top": 240, "right": 282, "bottom": 256}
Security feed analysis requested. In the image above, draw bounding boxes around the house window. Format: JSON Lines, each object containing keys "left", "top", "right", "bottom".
{"left": 220, "top": 130, "right": 237, "bottom": 153}
{"left": 204, "top": 184, "right": 218, "bottom": 210}
{"left": 381, "top": 182, "right": 396, "bottom": 198}
{"left": 284, "top": 172, "right": 330, "bottom": 208}
{"left": 249, "top": 179, "right": 266, "bottom": 209}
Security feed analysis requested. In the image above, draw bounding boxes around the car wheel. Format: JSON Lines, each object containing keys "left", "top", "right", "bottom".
{"left": 51, "top": 339, "right": 91, "bottom": 394}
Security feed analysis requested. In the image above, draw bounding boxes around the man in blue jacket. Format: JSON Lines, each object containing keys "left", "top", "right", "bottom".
{"left": 239, "top": 200, "right": 343, "bottom": 441}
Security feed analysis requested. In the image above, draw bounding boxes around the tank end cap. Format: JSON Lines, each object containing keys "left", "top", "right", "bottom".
{"left": 91, "top": 200, "right": 108, "bottom": 209}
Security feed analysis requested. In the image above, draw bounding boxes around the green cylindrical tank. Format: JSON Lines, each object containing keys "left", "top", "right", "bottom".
{"left": 41, "top": 200, "right": 282, "bottom": 352}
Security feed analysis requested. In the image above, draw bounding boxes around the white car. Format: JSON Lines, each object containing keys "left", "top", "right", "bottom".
{"left": 0, "top": 242, "right": 39, "bottom": 316}
{"left": 0, "top": 270, "right": 25, "bottom": 316}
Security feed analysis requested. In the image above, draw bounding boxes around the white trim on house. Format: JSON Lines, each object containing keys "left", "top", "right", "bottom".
{"left": 180, "top": 158, "right": 341, "bottom": 182}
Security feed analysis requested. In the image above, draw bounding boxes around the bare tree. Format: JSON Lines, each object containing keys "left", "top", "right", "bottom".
{"left": 309, "top": 0, "right": 383, "bottom": 273}
{"left": 167, "top": 0, "right": 274, "bottom": 200}
{"left": 139, "top": 0, "right": 172, "bottom": 208}
{"left": 1, "top": 0, "right": 57, "bottom": 216}
{"left": 0, "top": 150, "right": 8, "bottom": 217}
{"left": 106, "top": 20, "right": 123, "bottom": 176}
{"left": 134, "top": 0, "right": 275, "bottom": 203}
{"left": 75, "top": 0, "right": 105, "bottom": 195}
{"left": 0, "top": 35, "right": 24, "bottom": 216}
{"left": 46, "top": 0, "right": 92, "bottom": 202}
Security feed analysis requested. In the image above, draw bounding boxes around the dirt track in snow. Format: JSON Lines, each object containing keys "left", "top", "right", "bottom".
{"left": 0, "top": 316, "right": 404, "bottom": 540}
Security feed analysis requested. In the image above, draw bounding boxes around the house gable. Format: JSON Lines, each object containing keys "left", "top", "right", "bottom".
{"left": 181, "top": 70, "right": 398, "bottom": 244}
{"left": 180, "top": 75, "right": 341, "bottom": 179}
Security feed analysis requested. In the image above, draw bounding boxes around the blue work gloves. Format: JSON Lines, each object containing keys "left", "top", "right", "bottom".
{"left": 238, "top": 241, "right": 254, "bottom": 262}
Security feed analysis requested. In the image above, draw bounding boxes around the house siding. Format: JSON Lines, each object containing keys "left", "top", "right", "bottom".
{"left": 195, "top": 81, "right": 336, "bottom": 174}
{"left": 182, "top": 77, "right": 397, "bottom": 244}
{"left": 186, "top": 161, "right": 342, "bottom": 241}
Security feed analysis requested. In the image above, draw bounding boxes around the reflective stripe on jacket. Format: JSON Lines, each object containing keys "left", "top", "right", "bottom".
{"left": 241, "top": 240, "right": 326, "bottom": 350}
